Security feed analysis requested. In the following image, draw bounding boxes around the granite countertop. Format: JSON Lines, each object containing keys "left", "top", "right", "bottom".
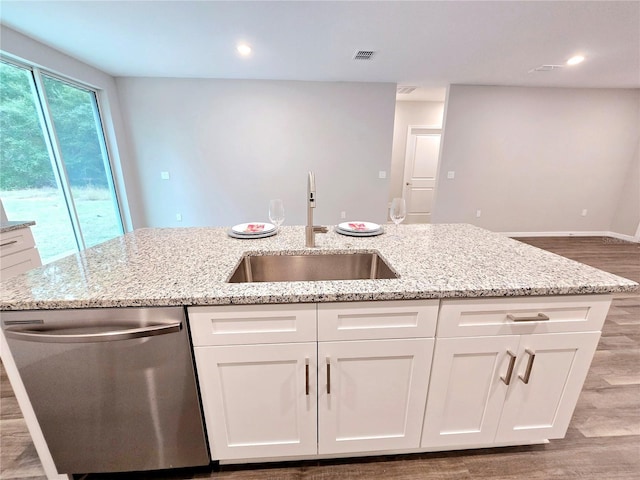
{"left": 0, "top": 224, "right": 636, "bottom": 311}
{"left": 0, "top": 220, "right": 36, "bottom": 234}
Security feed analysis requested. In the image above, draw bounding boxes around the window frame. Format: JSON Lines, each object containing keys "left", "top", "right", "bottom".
{"left": 0, "top": 56, "right": 124, "bottom": 256}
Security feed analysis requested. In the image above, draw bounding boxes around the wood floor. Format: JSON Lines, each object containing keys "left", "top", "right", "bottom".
{"left": 1, "top": 237, "right": 638, "bottom": 480}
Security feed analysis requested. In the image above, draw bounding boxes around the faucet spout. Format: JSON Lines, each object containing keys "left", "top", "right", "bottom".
{"left": 306, "top": 171, "right": 328, "bottom": 247}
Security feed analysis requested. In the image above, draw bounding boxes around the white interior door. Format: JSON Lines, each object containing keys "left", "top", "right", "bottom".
{"left": 403, "top": 126, "right": 442, "bottom": 223}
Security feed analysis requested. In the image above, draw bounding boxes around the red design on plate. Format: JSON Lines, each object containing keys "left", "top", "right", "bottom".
{"left": 245, "top": 224, "right": 265, "bottom": 233}
{"left": 348, "top": 223, "right": 368, "bottom": 231}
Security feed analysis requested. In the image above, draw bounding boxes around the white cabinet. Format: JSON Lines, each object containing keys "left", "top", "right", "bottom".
{"left": 316, "top": 300, "right": 437, "bottom": 454}
{"left": 0, "top": 226, "right": 42, "bottom": 280}
{"left": 318, "top": 338, "right": 433, "bottom": 454}
{"left": 190, "top": 304, "right": 317, "bottom": 460}
{"left": 194, "top": 342, "right": 318, "bottom": 460}
{"left": 421, "top": 296, "right": 609, "bottom": 449}
{"left": 189, "top": 300, "right": 438, "bottom": 461}
{"left": 495, "top": 331, "right": 599, "bottom": 443}
{"left": 190, "top": 295, "right": 610, "bottom": 462}
{"left": 421, "top": 335, "right": 519, "bottom": 447}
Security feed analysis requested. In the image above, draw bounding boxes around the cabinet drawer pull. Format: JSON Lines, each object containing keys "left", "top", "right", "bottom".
{"left": 326, "top": 357, "right": 331, "bottom": 394}
{"left": 501, "top": 350, "right": 516, "bottom": 385}
{"left": 305, "top": 358, "right": 310, "bottom": 395}
{"left": 507, "top": 313, "right": 550, "bottom": 322}
{"left": 519, "top": 349, "right": 536, "bottom": 384}
{"left": 0, "top": 240, "right": 18, "bottom": 248}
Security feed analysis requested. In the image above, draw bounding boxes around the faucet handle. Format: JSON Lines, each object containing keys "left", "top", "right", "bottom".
{"left": 308, "top": 171, "right": 316, "bottom": 207}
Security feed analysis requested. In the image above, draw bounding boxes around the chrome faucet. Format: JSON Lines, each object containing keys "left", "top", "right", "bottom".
{"left": 306, "top": 171, "right": 328, "bottom": 247}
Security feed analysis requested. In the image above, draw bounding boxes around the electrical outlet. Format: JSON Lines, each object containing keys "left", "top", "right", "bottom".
{"left": 581, "top": 209, "right": 588, "bottom": 217}
{"left": 341, "top": 211, "right": 346, "bottom": 219}
{"left": 447, "top": 171, "right": 455, "bottom": 179}
{"left": 176, "top": 213, "right": 182, "bottom": 222}
{"left": 378, "top": 171, "right": 387, "bottom": 179}
{"left": 476, "top": 209, "right": 482, "bottom": 218}
{"left": 160, "top": 171, "right": 170, "bottom": 180}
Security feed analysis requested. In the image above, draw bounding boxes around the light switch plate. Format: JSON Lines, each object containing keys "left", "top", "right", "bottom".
{"left": 378, "top": 171, "right": 387, "bottom": 179}
{"left": 447, "top": 171, "right": 455, "bottom": 179}
{"left": 161, "top": 171, "right": 170, "bottom": 180}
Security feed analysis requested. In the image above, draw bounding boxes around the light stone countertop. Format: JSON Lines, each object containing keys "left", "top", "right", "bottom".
{"left": 0, "top": 220, "right": 36, "bottom": 234}
{"left": 0, "top": 224, "right": 636, "bottom": 311}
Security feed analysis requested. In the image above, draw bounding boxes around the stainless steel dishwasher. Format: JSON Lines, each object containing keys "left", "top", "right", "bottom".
{"left": 1, "top": 307, "right": 210, "bottom": 474}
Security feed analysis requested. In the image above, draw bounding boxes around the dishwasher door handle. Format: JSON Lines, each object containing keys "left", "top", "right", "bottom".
{"left": 3, "top": 322, "right": 182, "bottom": 343}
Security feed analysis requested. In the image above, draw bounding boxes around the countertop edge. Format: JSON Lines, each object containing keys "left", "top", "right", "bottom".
{"left": 0, "top": 284, "right": 635, "bottom": 311}
{"left": 0, "top": 221, "right": 36, "bottom": 234}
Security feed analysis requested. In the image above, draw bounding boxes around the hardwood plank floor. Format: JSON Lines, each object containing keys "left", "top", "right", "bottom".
{"left": 1, "top": 236, "right": 638, "bottom": 480}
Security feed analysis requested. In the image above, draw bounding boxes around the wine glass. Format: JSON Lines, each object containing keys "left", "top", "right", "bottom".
{"left": 389, "top": 197, "right": 406, "bottom": 237}
{"left": 268, "top": 199, "right": 285, "bottom": 230}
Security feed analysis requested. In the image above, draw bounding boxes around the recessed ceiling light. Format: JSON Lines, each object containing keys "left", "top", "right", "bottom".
{"left": 237, "top": 44, "right": 252, "bottom": 56}
{"left": 567, "top": 55, "right": 585, "bottom": 66}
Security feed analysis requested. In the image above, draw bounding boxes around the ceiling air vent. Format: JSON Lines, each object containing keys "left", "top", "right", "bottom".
{"left": 354, "top": 50, "right": 375, "bottom": 60}
{"left": 397, "top": 86, "right": 417, "bottom": 94}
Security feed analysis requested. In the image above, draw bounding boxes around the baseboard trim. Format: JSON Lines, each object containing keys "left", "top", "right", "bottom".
{"left": 500, "top": 231, "right": 639, "bottom": 243}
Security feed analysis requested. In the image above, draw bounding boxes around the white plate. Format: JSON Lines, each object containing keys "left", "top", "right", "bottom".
{"left": 227, "top": 229, "right": 277, "bottom": 239}
{"left": 335, "top": 226, "right": 384, "bottom": 237}
{"left": 338, "top": 221, "right": 381, "bottom": 233}
{"left": 231, "top": 222, "right": 276, "bottom": 235}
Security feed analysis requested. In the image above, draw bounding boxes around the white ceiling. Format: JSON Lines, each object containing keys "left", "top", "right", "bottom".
{"left": 1, "top": 1, "right": 638, "bottom": 102}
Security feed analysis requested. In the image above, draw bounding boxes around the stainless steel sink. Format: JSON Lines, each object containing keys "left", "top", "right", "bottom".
{"left": 228, "top": 252, "right": 398, "bottom": 283}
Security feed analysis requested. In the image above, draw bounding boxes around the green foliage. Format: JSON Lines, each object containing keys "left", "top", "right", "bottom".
{"left": 0, "top": 62, "right": 55, "bottom": 189}
{"left": 42, "top": 76, "right": 108, "bottom": 188}
{"left": 0, "top": 62, "right": 109, "bottom": 190}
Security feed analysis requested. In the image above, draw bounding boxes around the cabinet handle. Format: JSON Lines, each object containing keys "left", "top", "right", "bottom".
{"left": 0, "top": 240, "right": 18, "bottom": 247}
{"left": 507, "top": 313, "right": 550, "bottom": 322}
{"left": 501, "top": 350, "right": 516, "bottom": 385}
{"left": 326, "top": 357, "right": 331, "bottom": 394}
{"left": 305, "top": 358, "right": 310, "bottom": 396}
{"left": 519, "top": 349, "right": 536, "bottom": 384}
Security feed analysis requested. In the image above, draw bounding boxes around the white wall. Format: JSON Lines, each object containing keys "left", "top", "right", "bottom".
{"left": 0, "top": 26, "right": 137, "bottom": 230}
{"left": 115, "top": 78, "right": 396, "bottom": 227}
{"left": 390, "top": 101, "right": 445, "bottom": 201}
{"left": 433, "top": 85, "right": 640, "bottom": 237}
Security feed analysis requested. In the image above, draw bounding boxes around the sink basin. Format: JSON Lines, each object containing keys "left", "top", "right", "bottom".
{"left": 228, "top": 252, "right": 398, "bottom": 283}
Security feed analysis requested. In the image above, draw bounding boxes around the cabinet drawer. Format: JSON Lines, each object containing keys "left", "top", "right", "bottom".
{"left": 0, "top": 248, "right": 42, "bottom": 280}
{"left": 188, "top": 304, "right": 316, "bottom": 346}
{"left": 0, "top": 228, "right": 36, "bottom": 257}
{"left": 318, "top": 300, "right": 438, "bottom": 341}
{"left": 437, "top": 295, "right": 611, "bottom": 337}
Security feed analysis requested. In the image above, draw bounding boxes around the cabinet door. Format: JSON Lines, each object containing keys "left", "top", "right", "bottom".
{"left": 421, "top": 335, "right": 520, "bottom": 448}
{"left": 194, "top": 342, "right": 317, "bottom": 460}
{"left": 496, "top": 331, "right": 600, "bottom": 443}
{"left": 0, "top": 248, "right": 42, "bottom": 280}
{"left": 318, "top": 338, "right": 434, "bottom": 454}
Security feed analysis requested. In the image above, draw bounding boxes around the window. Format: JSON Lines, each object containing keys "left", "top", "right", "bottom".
{"left": 0, "top": 59, "right": 123, "bottom": 263}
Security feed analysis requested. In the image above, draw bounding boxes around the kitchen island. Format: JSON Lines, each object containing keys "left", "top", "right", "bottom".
{"left": 0, "top": 224, "right": 637, "bottom": 479}
{"left": 0, "top": 224, "right": 635, "bottom": 310}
